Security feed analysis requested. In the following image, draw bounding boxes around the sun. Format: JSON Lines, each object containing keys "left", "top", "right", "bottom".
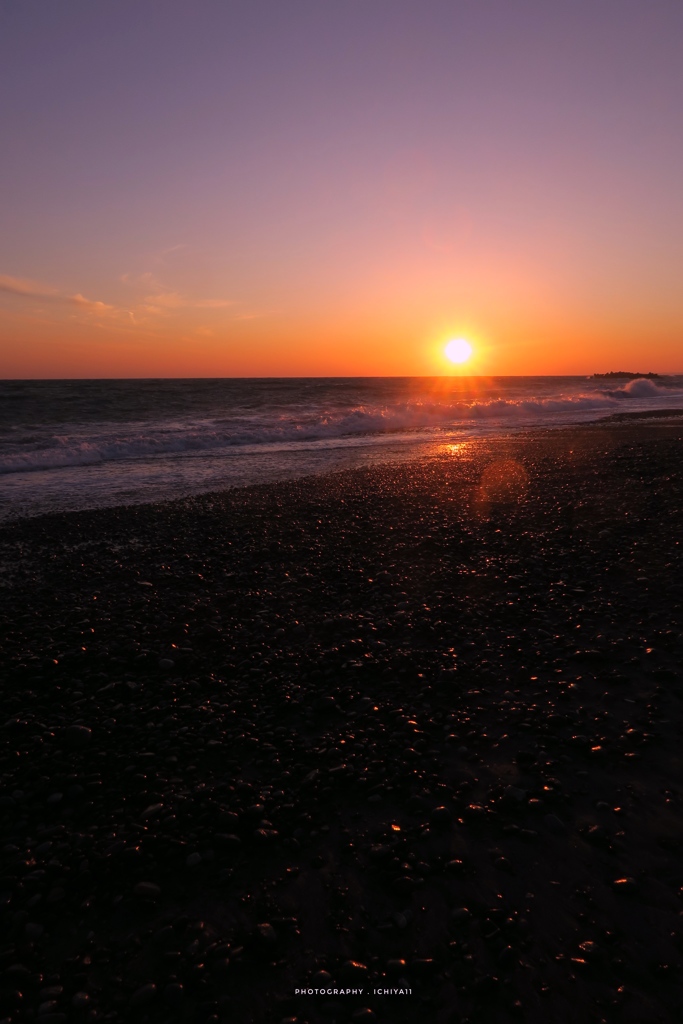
{"left": 444, "top": 337, "right": 473, "bottom": 364}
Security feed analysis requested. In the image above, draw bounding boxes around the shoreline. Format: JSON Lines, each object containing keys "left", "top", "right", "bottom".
{"left": 2, "top": 410, "right": 683, "bottom": 528}
{"left": 1, "top": 418, "right": 683, "bottom": 1022}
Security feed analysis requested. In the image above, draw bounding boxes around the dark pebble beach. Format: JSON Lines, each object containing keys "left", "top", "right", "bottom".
{"left": 2, "top": 419, "right": 683, "bottom": 1024}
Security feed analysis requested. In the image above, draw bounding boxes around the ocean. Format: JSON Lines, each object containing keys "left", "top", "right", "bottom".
{"left": 2, "top": 375, "right": 682, "bottom": 521}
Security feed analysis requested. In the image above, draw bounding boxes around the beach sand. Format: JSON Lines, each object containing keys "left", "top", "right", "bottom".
{"left": 1, "top": 419, "right": 683, "bottom": 1023}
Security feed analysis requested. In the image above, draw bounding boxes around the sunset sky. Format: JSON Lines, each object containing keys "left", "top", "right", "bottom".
{"left": 1, "top": 0, "right": 682, "bottom": 378}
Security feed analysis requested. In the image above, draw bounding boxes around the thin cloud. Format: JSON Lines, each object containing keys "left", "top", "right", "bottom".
{"left": 2, "top": 270, "right": 234, "bottom": 328}
{"left": 123, "top": 268, "right": 234, "bottom": 311}
{"left": 142, "top": 290, "right": 233, "bottom": 312}
{"left": 0, "top": 273, "right": 117, "bottom": 315}
{"left": 121, "top": 271, "right": 164, "bottom": 289}
{"left": 70, "top": 293, "right": 116, "bottom": 314}
{"left": 144, "top": 291, "right": 185, "bottom": 309}
{"left": 0, "top": 274, "right": 59, "bottom": 298}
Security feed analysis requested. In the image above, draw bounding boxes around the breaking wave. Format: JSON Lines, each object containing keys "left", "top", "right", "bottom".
{"left": 3, "top": 378, "right": 683, "bottom": 476}
{"left": 601, "top": 377, "right": 674, "bottom": 398}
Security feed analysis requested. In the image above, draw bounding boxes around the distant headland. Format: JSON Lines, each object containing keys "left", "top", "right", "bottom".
{"left": 592, "top": 371, "right": 661, "bottom": 379}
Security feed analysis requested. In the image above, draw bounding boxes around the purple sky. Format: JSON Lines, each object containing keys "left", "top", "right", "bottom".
{"left": 1, "top": 0, "right": 682, "bottom": 375}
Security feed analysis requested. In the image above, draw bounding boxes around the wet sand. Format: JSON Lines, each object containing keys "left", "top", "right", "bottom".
{"left": 1, "top": 419, "right": 683, "bottom": 1024}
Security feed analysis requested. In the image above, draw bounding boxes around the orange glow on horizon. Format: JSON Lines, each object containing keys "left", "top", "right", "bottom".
{"left": 2, "top": 285, "right": 682, "bottom": 378}
{"left": 3, "top": 5, "right": 683, "bottom": 379}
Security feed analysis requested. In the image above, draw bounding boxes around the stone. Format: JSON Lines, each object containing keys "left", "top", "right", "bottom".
{"left": 497, "top": 945, "right": 516, "bottom": 967}
{"left": 133, "top": 881, "right": 161, "bottom": 898}
{"left": 430, "top": 805, "right": 453, "bottom": 828}
{"left": 163, "top": 983, "right": 184, "bottom": 1002}
{"left": 612, "top": 877, "right": 637, "bottom": 893}
{"left": 3, "top": 426, "right": 683, "bottom": 1024}
{"left": 544, "top": 814, "right": 567, "bottom": 835}
{"left": 256, "top": 923, "right": 277, "bottom": 944}
{"left": 129, "top": 983, "right": 157, "bottom": 1007}
{"left": 411, "top": 958, "right": 436, "bottom": 976}
{"left": 337, "top": 961, "right": 368, "bottom": 983}
{"left": 141, "top": 803, "right": 164, "bottom": 820}
{"left": 452, "top": 908, "right": 472, "bottom": 925}
{"left": 62, "top": 725, "right": 92, "bottom": 748}
{"left": 313, "top": 695, "right": 337, "bottom": 713}
{"left": 504, "top": 786, "right": 527, "bottom": 803}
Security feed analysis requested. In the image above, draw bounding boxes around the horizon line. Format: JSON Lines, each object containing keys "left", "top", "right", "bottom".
{"left": 2, "top": 371, "right": 679, "bottom": 383}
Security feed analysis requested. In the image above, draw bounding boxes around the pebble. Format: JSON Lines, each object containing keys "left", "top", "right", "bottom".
{"left": 255, "top": 923, "right": 277, "bottom": 944}
{"left": 313, "top": 695, "right": 337, "bottom": 713}
{"left": 163, "top": 983, "right": 184, "bottom": 1001}
{"left": 504, "top": 786, "right": 527, "bottom": 803}
{"left": 129, "top": 983, "right": 157, "bottom": 1007}
{"left": 61, "top": 724, "right": 92, "bottom": 747}
{"left": 386, "top": 959, "right": 407, "bottom": 973}
{"left": 452, "top": 908, "right": 473, "bottom": 925}
{"left": 430, "top": 805, "right": 453, "bottom": 828}
{"left": 612, "top": 876, "right": 638, "bottom": 893}
{"left": 141, "top": 802, "right": 164, "bottom": 819}
{"left": 133, "top": 881, "right": 161, "bottom": 898}
{"left": 337, "top": 961, "right": 368, "bottom": 982}
{"left": 544, "top": 814, "right": 568, "bottom": 835}
{"left": 2, "top": 430, "right": 682, "bottom": 1024}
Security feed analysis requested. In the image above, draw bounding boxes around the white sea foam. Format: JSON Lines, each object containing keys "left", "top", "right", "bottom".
{"left": 2, "top": 376, "right": 682, "bottom": 518}
{"left": 2, "top": 379, "right": 682, "bottom": 476}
